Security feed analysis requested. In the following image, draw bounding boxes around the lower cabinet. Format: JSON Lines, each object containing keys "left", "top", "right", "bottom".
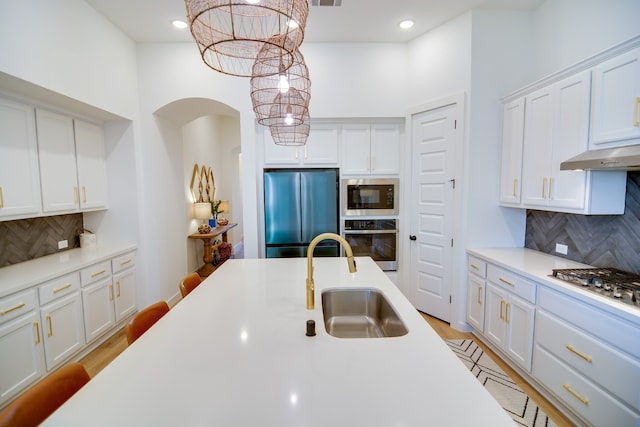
{"left": 82, "top": 278, "right": 116, "bottom": 343}
{"left": 40, "top": 293, "right": 84, "bottom": 371}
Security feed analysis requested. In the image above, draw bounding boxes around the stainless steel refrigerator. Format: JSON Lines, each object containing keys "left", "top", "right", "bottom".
{"left": 264, "top": 168, "right": 339, "bottom": 258}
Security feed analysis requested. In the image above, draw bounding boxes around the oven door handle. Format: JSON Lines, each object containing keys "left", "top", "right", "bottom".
{"left": 344, "top": 229, "right": 398, "bottom": 235}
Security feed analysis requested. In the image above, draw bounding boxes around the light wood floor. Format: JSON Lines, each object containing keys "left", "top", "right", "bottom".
{"left": 78, "top": 311, "right": 574, "bottom": 426}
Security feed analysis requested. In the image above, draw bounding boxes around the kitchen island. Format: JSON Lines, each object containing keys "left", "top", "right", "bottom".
{"left": 42, "top": 257, "right": 514, "bottom": 426}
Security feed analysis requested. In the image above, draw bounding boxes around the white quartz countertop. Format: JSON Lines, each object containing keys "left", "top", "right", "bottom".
{"left": 0, "top": 244, "right": 137, "bottom": 298}
{"left": 467, "top": 247, "right": 640, "bottom": 324}
{"left": 42, "top": 257, "right": 514, "bottom": 427}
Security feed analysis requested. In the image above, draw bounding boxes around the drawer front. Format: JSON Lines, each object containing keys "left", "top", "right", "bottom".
{"left": 0, "top": 290, "right": 38, "bottom": 324}
{"left": 467, "top": 256, "right": 487, "bottom": 278}
{"left": 80, "top": 261, "right": 111, "bottom": 287}
{"left": 539, "top": 286, "right": 640, "bottom": 359}
{"left": 534, "top": 345, "right": 640, "bottom": 427}
{"left": 111, "top": 252, "right": 135, "bottom": 274}
{"left": 38, "top": 272, "right": 81, "bottom": 305}
{"left": 487, "top": 264, "right": 536, "bottom": 303}
{"left": 536, "top": 310, "right": 640, "bottom": 410}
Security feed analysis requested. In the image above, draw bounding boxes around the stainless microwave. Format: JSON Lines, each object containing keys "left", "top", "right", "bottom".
{"left": 341, "top": 178, "right": 399, "bottom": 216}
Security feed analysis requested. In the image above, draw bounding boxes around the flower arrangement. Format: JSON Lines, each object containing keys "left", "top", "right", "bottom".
{"left": 210, "top": 200, "right": 224, "bottom": 219}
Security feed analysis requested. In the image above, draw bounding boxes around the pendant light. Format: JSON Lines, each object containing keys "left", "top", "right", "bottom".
{"left": 269, "top": 112, "right": 310, "bottom": 146}
{"left": 185, "top": 0, "right": 308, "bottom": 77}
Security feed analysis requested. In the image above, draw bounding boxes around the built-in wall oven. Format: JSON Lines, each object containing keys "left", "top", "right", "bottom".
{"left": 343, "top": 219, "right": 398, "bottom": 271}
{"left": 342, "top": 178, "right": 399, "bottom": 216}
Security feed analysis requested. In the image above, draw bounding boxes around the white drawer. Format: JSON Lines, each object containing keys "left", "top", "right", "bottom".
{"left": 80, "top": 261, "right": 111, "bottom": 287}
{"left": 536, "top": 310, "right": 640, "bottom": 410}
{"left": 111, "top": 252, "right": 135, "bottom": 274}
{"left": 534, "top": 345, "right": 640, "bottom": 427}
{"left": 467, "top": 256, "right": 486, "bottom": 278}
{"left": 487, "top": 264, "right": 536, "bottom": 303}
{"left": 38, "top": 272, "right": 81, "bottom": 305}
{"left": 539, "top": 286, "right": 640, "bottom": 359}
{"left": 0, "top": 289, "right": 38, "bottom": 324}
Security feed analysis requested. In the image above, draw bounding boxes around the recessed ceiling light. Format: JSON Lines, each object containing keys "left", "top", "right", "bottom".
{"left": 399, "top": 20, "right": 414, "bottom": 30}
{"left": 172, "top": 19, "right": 188, "bottom": 29}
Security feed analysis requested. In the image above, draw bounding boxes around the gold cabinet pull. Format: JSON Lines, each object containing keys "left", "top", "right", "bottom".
{"left": 563, "top": 384, "right": 589, "bottom": 405}
{"left": 505, "top": 303, "right": 510, "bottom": 324}
{"left": 499, "top": 300, "right": 505, "bottom": 320}
{"left": 109, "top": 285, "right": 114, "bottom": 301}
{"left": 120, "top": 259, "right": 133, "bottom": 266}
{"left": 549, "top": 177, "right": 554, "bottom": 200}
{"left": 0, "top": 302, "right": 26, "bottom": 316}
{"left": 46, "top": 315, "right": 53, "bottom": 337}
{"left": 542, "top": 177, "right": 548, "bottom": 199}
{"left": 82, "top": 186, "right": 87, "bottom": 203}
{"left": 470, "top": 263, "right": 480, "bottom": 270}
{"left": 91, "top": 269, "right": 106, "bottom": 278}
{"left": 634, "top": 97, "right": 640, "bottom": 127}
{"left": 499, "top": 277, "right": 515, "bottom": 287}
{"left": 477, "top": 287, "right": 482, "bottom": 305}
{"left": 116, "top": 281, "right": 121, "bottom": 298}
{"left": 566, "top": 345, "right": 593, "bottom": 362}
{"left": 513, "top": 178, "right": 518, "bottom": 198}
{"left": 74, "top": 186, "right": 79, "bottom": 204}
{"left": 34, "top": 322, "right": 41, "bottom": 344}
{"left": 53, "top": 283, "right": 72, "bottom": 294}
{"left": 0, "top": 186, "right": 3, "bottom": 208}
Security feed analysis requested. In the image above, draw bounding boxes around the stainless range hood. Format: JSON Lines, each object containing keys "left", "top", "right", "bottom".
{"left": 560, "top": 145, "right": 640, "bottom": 171}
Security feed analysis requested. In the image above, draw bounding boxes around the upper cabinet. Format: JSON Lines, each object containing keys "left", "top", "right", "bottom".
{"left": 341, "top": 124, "right": 401, "bottom": 175}
{"left": 0, "top": 97, "right": 42, "bottom": 219}
{"left": 36, "top": 109, "right": 108, "bottom": 214}
{"left": 499, "top": 98, "right": 525, "bottom": 206}
{"left": 590, "top": 46, "right": 640, "bottom": 148}
{"left": 263, "top": 123, "right": 339, "bottom": 166}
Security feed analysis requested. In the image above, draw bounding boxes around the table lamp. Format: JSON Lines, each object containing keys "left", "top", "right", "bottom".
{"left": 194, "top": 202, "right": 211, "bottom": 224}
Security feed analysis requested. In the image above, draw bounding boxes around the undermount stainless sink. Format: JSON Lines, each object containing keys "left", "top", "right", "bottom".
{"left": 321, "top": 288, "right": 408, "bottom": 338}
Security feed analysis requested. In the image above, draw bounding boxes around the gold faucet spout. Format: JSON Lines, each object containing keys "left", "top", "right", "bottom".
{"left": 306, "top": 233, "right": 357, "bottom": 310}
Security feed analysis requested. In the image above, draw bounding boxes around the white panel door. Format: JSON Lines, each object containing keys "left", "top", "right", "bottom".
{"left": 341, "top": 124, "right": 371, "bottom": 174}
{"left": 409, "top": 103, "right": 456, "bottom": 322}
{"left": 499, "top": 97, "right": 525, "bottom": 206}
{"left": 74, "top": 119, "right": 108, "bottom": 210}
{"left": 370, "top": 124, "right": 401, "bottom": 175}
{"left": 40, "top": 293, "right": 85, "bottom": 371}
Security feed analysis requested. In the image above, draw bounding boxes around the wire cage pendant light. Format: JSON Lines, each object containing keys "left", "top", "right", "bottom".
{"left": 269, "top": 111, "right": 310, "bottom": 146}
{"left": 250, "top": 41, "right": 310, "bottom": 126}
{"left": 185, "top": 0, "right": 308, "bottom": 77}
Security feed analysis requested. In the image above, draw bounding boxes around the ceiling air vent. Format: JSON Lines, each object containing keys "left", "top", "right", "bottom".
{"left": 311, "top": 0, "right": 342, "bottom": 6}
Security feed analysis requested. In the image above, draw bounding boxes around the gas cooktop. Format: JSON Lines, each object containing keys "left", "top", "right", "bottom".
{"left": 552, "top": 268, "right": 640, "bottom": 309}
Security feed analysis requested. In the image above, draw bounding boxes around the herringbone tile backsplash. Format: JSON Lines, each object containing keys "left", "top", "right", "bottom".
{"left": 0, "top": 214, "right": 83, "bottom": 267}
{"left": 525, "top": 172, "right": 640, "bottom": 274}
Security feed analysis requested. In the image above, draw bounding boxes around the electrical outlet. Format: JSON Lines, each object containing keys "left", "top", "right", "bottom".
{"left": 555, "top": 243, "right": 568, "bottom": 255}
{"left": 58, "top": 240, "right": 68, "bottom": 250}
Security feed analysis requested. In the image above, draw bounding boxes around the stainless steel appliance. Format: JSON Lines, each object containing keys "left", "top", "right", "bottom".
{"left": 342, "top": 178, "right": 399, "bottom": 216}
{"left": 552, "top": 267, "right": 640, "bottom": 309}
{"left": 343, "top": 219, "right": 398, "bottom": 271}
{"left": 264, "top": 168, "right": 339, "bottom": 258}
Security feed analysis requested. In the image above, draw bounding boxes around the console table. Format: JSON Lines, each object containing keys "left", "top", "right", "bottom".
{"left": 188, "top": 223, "right": 237, "bottom": 277}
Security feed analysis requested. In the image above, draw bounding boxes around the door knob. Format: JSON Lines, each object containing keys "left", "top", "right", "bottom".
{"left": 409, "top": 235, "right": 417, "bottom": 241}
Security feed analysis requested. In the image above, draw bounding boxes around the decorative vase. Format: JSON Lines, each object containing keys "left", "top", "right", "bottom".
{"left": 208, "top": 218, "right": 217, "bottom": 229}
{"left": 197, "top": 223, "right": 211, "bottom": 234}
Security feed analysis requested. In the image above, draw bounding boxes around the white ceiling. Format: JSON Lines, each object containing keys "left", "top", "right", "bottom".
{"left": 84, "top": 0, "right": 544, "bottom": 44}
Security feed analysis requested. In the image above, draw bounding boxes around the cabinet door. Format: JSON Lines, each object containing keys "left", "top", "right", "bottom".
{"left": 40, "top": 293, "right": 85, "bottom": 371}
{"left": 590, "top": 46, "right": 640, "bottom": 147}
{"left": 0, "top": 312, "right": 45, "bottom": 407}
{"left": 82, "top": 278, "right": 115, "bottom": 343}
{"left": 504, "top": 294, "right": 535, "bottom": 372}
{"left": 113, "top": 268, "right": 136, "bottom": 322}
{"left": 370, "top": 124, "right": 400, "bottom": 174}
{"left": 0, "top": 98, "right": 41, "bottom": 219}
{"left": 466, "top": 273, "right": 485, "bottom": 332}
{"left": 499, "top": 98, "right": 525, "bottom": 205}
{"left": 484, "top": 283, "right": 507, "bottom": 349}
{"left": 36, "top": 109, "right": 79, "bottom": 213}
{"left": 74, "top": 120, "right": 108, "bottom": 210}
{"left": 303, "top": 123, "right": 339, "bottom": 165}
{"left": 263, "top": 128, "right": 300, "bottom": 165}
{"left": 341, "top": 124, "right": 371, "bottom": 174}
{"left": 549, "top": 71, "right": 590, "bottom": 210}
{"left": 521, "top": 88, "right": 554, "bottom": 207}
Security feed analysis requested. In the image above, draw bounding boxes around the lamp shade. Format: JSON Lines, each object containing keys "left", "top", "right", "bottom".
{"left": 194, "top": 202, "right": 211, "bottom": 220}
{"left": 218, "top": 200, "right": 230, "bottom": 214}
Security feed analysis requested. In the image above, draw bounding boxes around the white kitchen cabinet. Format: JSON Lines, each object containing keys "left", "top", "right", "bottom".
{"left": 590, "top": 46, "right": 640, "bottom": 148}
{"left": 341, "top": 124, "right": 401, "bottom": 175}
{"left": 498, "top": 97, "right": 525, "bottom": 206}
{"left": 40, "top": 293, "right": 84, "bottom": 371}
{"left": 520, "top": 71, "right": 626, "bottom": 214}
{"left": 82, "top": 277, "right": 115, "bottom": 343}
{"left": 483, "top": 266, "right": 536, "bottom": 372}
{"left": 0, "top": 291, "right": 45, "bottom": 408}
{"left": 263, "top": 123, "right": 339, "bottom": 166}
{"left": 112, "top": 268, "right": 136, "bottom": 322}
{"left": 0, "top": 97, "right": 42, "bottom": 220}
{"left": 36, "top": 108, "right": 108, "bottom": 214}
{"left": 466, "top": 256, "right": 486, "bottom": 332}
